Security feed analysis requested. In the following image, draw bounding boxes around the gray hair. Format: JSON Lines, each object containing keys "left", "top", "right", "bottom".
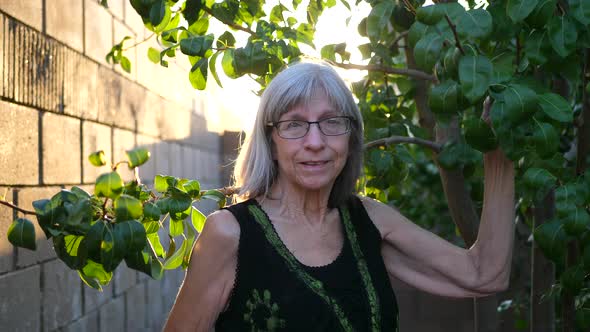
{"left": 233, "top": 61, "right": 364, "bottom": 208}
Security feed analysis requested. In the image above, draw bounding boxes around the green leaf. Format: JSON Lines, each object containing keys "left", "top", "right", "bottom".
{"left": 163, "top": 238, "right": 190, "bottom": 270}
{"left": 366, "top": 1, "right": 394, "bottom": 43}
{"left": 170, "top": 218, "right": 184, "bottom": 237}
{"left": 506, "top": 0, "right": 539, "bottom": 23}
{"left": 189, "top": 58, "right": 208, "bottom": 90}
{"left": 428, "top": 80, "right": 464, "bottom": 114}
{"left": 182, "top": 180, "right": 201, "bottom": 199}
{"left": 570, "top": 0, "right": 590, "bottom": 25}
{"left": 202, "top": 189, "right": 226, "bottom": 208}
{"left": 79, "top": 259, "right": 113, "bottom": 290}
{"left": 147, "top": 47, "right": 161, "bottom": 64}
{"left": 167, "top": 188, "right": 193, "bottom": 214}
{"left": 54, "top": 234, "right": 86, "bottom": 269}
{"left": 209, "top": 52, "right": 223, "bottom": 88}
{"left": 576, "top": 308, "right": 590, "bottom": 330}
{"left": 458, "top": 55, "right": 493, "bottom": 103}
{"left": 154, "top": 174, "right": 177, "bottom": 193}
{"left": 95, "top": 172, "right": 124, "bottom": 199}
{"left": 7, "top": 218, "right": 36, "bottom": 250}
{"left": 191, "top": 206, "right": 207, "bottom": 233}
{"left": 143, "top": 202, "right": 161, "bottom": 222}
{"left": 437, "top": 141, "right": 479, "bottom": 170}
{"left": 563, "top": 207, "right": 590, "bottom": 235}
{"left": 124, "top": 245, "right": 163, "bottom": 279}
{"left": 523, "top": 167, "right": 557, "bottom": 191}
{"left": 533, "top": 220, "right": 566, "bottom": 263}
{"left": 416, "top": 3, "right": 464, "bottom": 25}
{"left": 126, "top": 147, "right": 150, "bottom": 168}
{"left": 530, "top": 122, "right": 559, "bottom": 158}
{"left": 149, "top": 0, "right": 167, "bottom": 27}
{"left": 413, "top": 33, "right": 444, "bottom": 72}
{"left": 180, "top": 35, "right": 214, "bottom": 57}
{"left": 456, "top": 9, "right": 493, "bottom": 40}
{"left": 547, "top": 15, "right": 578, "bottom": 58}
{"left": 497, "top": 84, "right": 539, "bottom": 124}
{"left": 217, "top": 31, "right": 236, "bottom": 49}
{"left": 270, "top": 4, "right": 287, "bottom": 23}
{"left": 189, "top": 17, "right": 209, "bottom": 35}
{"left": 114, "top": 195, "right": 143, "bottom": 221}
{"left": 120, "top": 56, "right": 131, "bottom": 73}
{"left": 182, "top": 218, "right": 197, "bottom": 268}
{"left": 560, "top": 265, "right": 585, "bottom": 294}
{"left": 100, "top": 0, "right": 109, "bottom": 8}
{"left": 147, "top": 233, "right": 165, "bottom": 258}
{"left": 85, "top": 220, "right": 108, "bottom": 261}
{"left": 538, "top": 93, "right": 573, "bottom": 123}
{"left": 525, "top": 0, "right": 556, "bottom": 28}
{"left": 524, "top": 30, "right": 549, "bottom": 65}
{"left": 101, "top": 225, "right": 125, "bottom": 272}
{"left": 115, "top": 220, "right": 147, "bottom": 252}
{"left": 464, "top": 118, "right": 498, "bottom": 152}
{"left": 88, "top": 150, "right": 107, "bottom": 167}
{"left": 221, "top": 49, "right": 239, "bottom": 78}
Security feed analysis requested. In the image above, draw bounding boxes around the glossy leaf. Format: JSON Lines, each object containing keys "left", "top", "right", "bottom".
{"left": 126, "top": 147, "right": 150, "bottom": 168}
{"left": 147, "top": 233, "right": 165, "bottom": 258}
{"left": 115, "top": 220, "right": 147, "bottom": 252}
{"left": 416, "top": 3, "right": 463, "bottom": 25}
{"left": 163, "top": 238, "right": 190, "bottom": 270}
{"left": 525, "top": 0, "right": 556, "bottom": 28}
{"left": 189, "top": 17, "right": 209, "bottom": 35}
{"left": 95, "top": 172, "right": 124, "bottom": 199}
{"left": 458, "top": 55, "right": 493, "bottom": 103}
{"left": 464, "top": 118, "right": 498, "bottom": 152}
{"left": 538, "top": 93, "right": 573, "bottom": 123}
{"left": 202, "top": 189, "right": 227, "bottom": 208}
{"left": 456, "top": 9, "right": 493, "bottom": 40}
{"left": 523, "top": 167, "right": 556, "bottom": 191}
{"left": 101, "top": 226, "right": 125, "bottom": 272}
{"left": 7, "top": 218, "right": 36, "bottom": 250}
{"left": 499, "top": 84, "right": 538, "bottom": 124}
{"left": 182, "top": 218, "right": 197, "bottom": 268}
{"left": 79, "top": 259, "right": 113, "bottom": 290}
{"left": 570, "top": 0, "right": 590, "bottom": 25}
{"left": 191, "top": 206, "right": 207, "bottom": 233}
{"left": 428, "top": 80, "right": 462, "bottom": 114}
{"left": 547, "top": 15, "right": 578, "bottom": 58}
{"left": 182, "top": 180, "right": 201, "bottom": 199}
{"left": 366, "top": 1, "right": 394, "bottom": 43}
{"left": 180, "top": 35, "right": 214, "bottom": 57}
{"left": 531, "top": 122, "right": 559, "bottom": 158}
{"left": 143, "top": 202, "right": 161, "bottom": 222}
{"left": 189, "top": 58, "right": 208, "bottom": 90}
{"left": 560, "top": 265, "right": 585, "bottom": 294}
{"left": 563, "top": 207, "right": 590, "bottom": 235}
{"left": 524, "top": 30, "right": 549, "bottom": 65}
{"left": 533, "top": 220, "right": 566, "bottom": 263}
{"left": 54, "top": 234, "right": 86, "bottom": 270}
{"left": 88, "top": 150, "right": 107, "bottom": 167}
{"left": 170, "top": 218, "right": 184, "bottom": 237}
{"left": 216, "top": 31, "right": 236, "bottom": 48}
{"left": 413, "top": 33, "right": 444, "bottom": 72}
{"left": 506, "top": 0, "right": 539, "bottom": 23}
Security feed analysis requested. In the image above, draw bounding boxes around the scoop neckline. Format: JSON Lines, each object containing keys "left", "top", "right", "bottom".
{"left": 249, "top": 198, "right": 349, "bottom": 270}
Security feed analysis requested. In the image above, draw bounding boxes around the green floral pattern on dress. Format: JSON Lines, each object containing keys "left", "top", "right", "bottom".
{"left": 243, "top": 289, "right": 286, "bottom": 332}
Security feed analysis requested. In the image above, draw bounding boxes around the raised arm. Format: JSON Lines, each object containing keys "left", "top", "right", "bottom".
{"left": 164, "top": 210, "right": 240, "bottom": 332}
{"left": 365, "top": 148, "right": 515, "bottom": 298}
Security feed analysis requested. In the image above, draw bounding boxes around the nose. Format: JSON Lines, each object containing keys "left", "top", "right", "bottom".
{"left": 302, "top": 123, "right": 326, "bottom": 150}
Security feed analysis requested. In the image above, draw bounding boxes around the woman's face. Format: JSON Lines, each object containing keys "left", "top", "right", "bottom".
{"left": 271, "top": 93, "right": 350, "bottom": 193}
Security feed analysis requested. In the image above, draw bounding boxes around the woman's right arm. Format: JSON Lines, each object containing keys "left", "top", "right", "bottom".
{"left": 163, "top": 209, "right": 240, "bottom": 332}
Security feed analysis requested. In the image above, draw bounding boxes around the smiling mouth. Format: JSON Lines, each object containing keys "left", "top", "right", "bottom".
{"left": 300, "top": 160, "right": 330, "bottom": 166}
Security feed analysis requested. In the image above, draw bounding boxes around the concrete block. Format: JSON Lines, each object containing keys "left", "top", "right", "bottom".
{"left": 45, "top": 0, "right": 83, "bottom": 51}
{"left": 146, "top": 278, "right": 165, "bottom": 331}
{"left": 96, "top": 66, "right": 121, "bottom": 126}
{"left": 0, "top": 0, "right": 43, "bottom": 31}
{"left": 82, "top": 121, "right": 112, "bottom": 184}
{"left": 161, "top": 268, "right": 183, "bottom": 312}
{"left": 63, "top": 52, "right": 99, "bottom": 121}
{"left": 136, "top": 134, "right": 157, "bottom": 184}
{"left": 112, "top": 128, "right": 135, "bottom": 182}
{"left": 106, "top": 0, "right": 124, "bottom": 21}
{"left": 121, "top": 79, "right": 146, "bottom": 131}
{"left": 0, "top": 101, "right": 39, "bottom": 185}
{"left": 84, "top": 0, "right": 113, "bottom": 66}
{"left": 113, "top": 19, "right": 137, "bottom": 80}
{"left": 99, "top": 296, "right": 125, "bottom": 332}
{"left": 42, "top": 112, "right": 81, "bottom": 184}
{"left": 154, "top": 141, "right": 171, "bottom": 176}
{"left": 136, "top": 90, "right": 163, "bottom": 136}
{"left": 0, "top": 266, "right": 41, "bottom": 331}
{"left": 114, "top": 265, "right": 136, "bottom": 296}
{"left": 181, "top": 146, "right": 193, "bottom": 179}
{"left": 158, "top": 100, "right": 191, "bottom": 141}
{"left": 84, "top": 280, "right": 113, "bottom": 314}
{"left": 126, "top": 283, "right": 147, "bottom": 332}
{"left": 15, "top": 187, "right": 61, "bottom": 267}
{"left": 0, "top": 187, "right": 14, "bottom": 273}
{"left": 124, "top": 0, "right": 145, "bottom": 36}
{"left": 62, "top": 310, "right": 98, "bottom": 332}
{"left": 169, "top": 143, "right": 182, "bottom": 177}
{"left": 43, "top": 259, "right": 83, "bottom": 331}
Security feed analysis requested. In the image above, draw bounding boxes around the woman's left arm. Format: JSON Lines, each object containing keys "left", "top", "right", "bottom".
{"left": 364, "top": 148, "right": 515, "bottom": 298}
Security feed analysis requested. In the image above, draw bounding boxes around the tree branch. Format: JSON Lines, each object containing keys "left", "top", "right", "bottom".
{"left": 0, "top": 199, "right": 37, "bottom": 215}
{"left": 327, "top": 60, "right": 436, "bottom": 81}
{"left": 201, "top": 7, "right": 256, "bottom": 36}
{"left": 364, "top": 135, "right": 442, "bottom": 152}
{"left": 444, "top": 15, "right": 465, "bottom": 55}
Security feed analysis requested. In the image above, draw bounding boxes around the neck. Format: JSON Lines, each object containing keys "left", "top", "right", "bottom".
{"left": 264, "top": 178, "right": 333, "bottom": 226}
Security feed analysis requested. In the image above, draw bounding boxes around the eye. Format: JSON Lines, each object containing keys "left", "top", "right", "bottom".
{"left": 285, "top": 121, "right": 304, "bottom": 129}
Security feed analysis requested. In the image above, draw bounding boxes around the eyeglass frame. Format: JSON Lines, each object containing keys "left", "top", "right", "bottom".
{"left": 267, "top": 116, "right": 354, "bottom": 139}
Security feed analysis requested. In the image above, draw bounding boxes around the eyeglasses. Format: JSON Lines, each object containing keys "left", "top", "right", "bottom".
{"left": 268, "top": 116, "right": 353, "bottom": 139}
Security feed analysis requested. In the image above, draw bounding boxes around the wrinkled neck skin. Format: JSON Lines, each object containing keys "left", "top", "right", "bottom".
{"left": 262, "top": 175, "right": 335, "bottom": 228}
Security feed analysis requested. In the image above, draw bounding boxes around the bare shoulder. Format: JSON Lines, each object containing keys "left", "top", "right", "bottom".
{"left": 355, "top": 195, "right": 408, "bottom": 239}
{"left": 201, "top": 209, "right": 240, "bottom": 242}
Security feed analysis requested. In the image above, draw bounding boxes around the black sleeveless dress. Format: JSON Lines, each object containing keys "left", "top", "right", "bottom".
{"left": 215, "top": 196, "right": 399, "bottom": 331}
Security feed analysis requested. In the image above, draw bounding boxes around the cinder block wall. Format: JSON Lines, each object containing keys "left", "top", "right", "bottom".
{"left": 0, "top": 1, "right": 226, "bottom": 331}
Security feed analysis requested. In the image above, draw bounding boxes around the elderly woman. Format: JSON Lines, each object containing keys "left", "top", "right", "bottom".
{"left": 164, "top": 61, "right": 514, "bottom": 331}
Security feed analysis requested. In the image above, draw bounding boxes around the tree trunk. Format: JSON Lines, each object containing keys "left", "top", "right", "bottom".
{"left": 531, "top": 191, "right": 555, "bottom": 332}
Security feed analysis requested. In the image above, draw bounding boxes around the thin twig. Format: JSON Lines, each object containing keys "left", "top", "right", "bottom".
{"left": 364, "top": 135, "right": 442, "bottom": 152}
{"left": 444, "top": 15, "right": 465, "bottom": 55}
{"left": 0, "top": 199, "right": 37, "bottom": 215}
{"left": 327, "top": 60, "right": 436, "bottom": 81}
{"left": 401, "top": 0, "right": 417, "bottom": 15}
{"left": 123, "top": 33, "right": 156, "bottom": 51}
{"left": 391, "top": 31, "right": 409, "bottom": 49}
{"left": 201, "top": 7, "right": 256, "bottom": 35}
